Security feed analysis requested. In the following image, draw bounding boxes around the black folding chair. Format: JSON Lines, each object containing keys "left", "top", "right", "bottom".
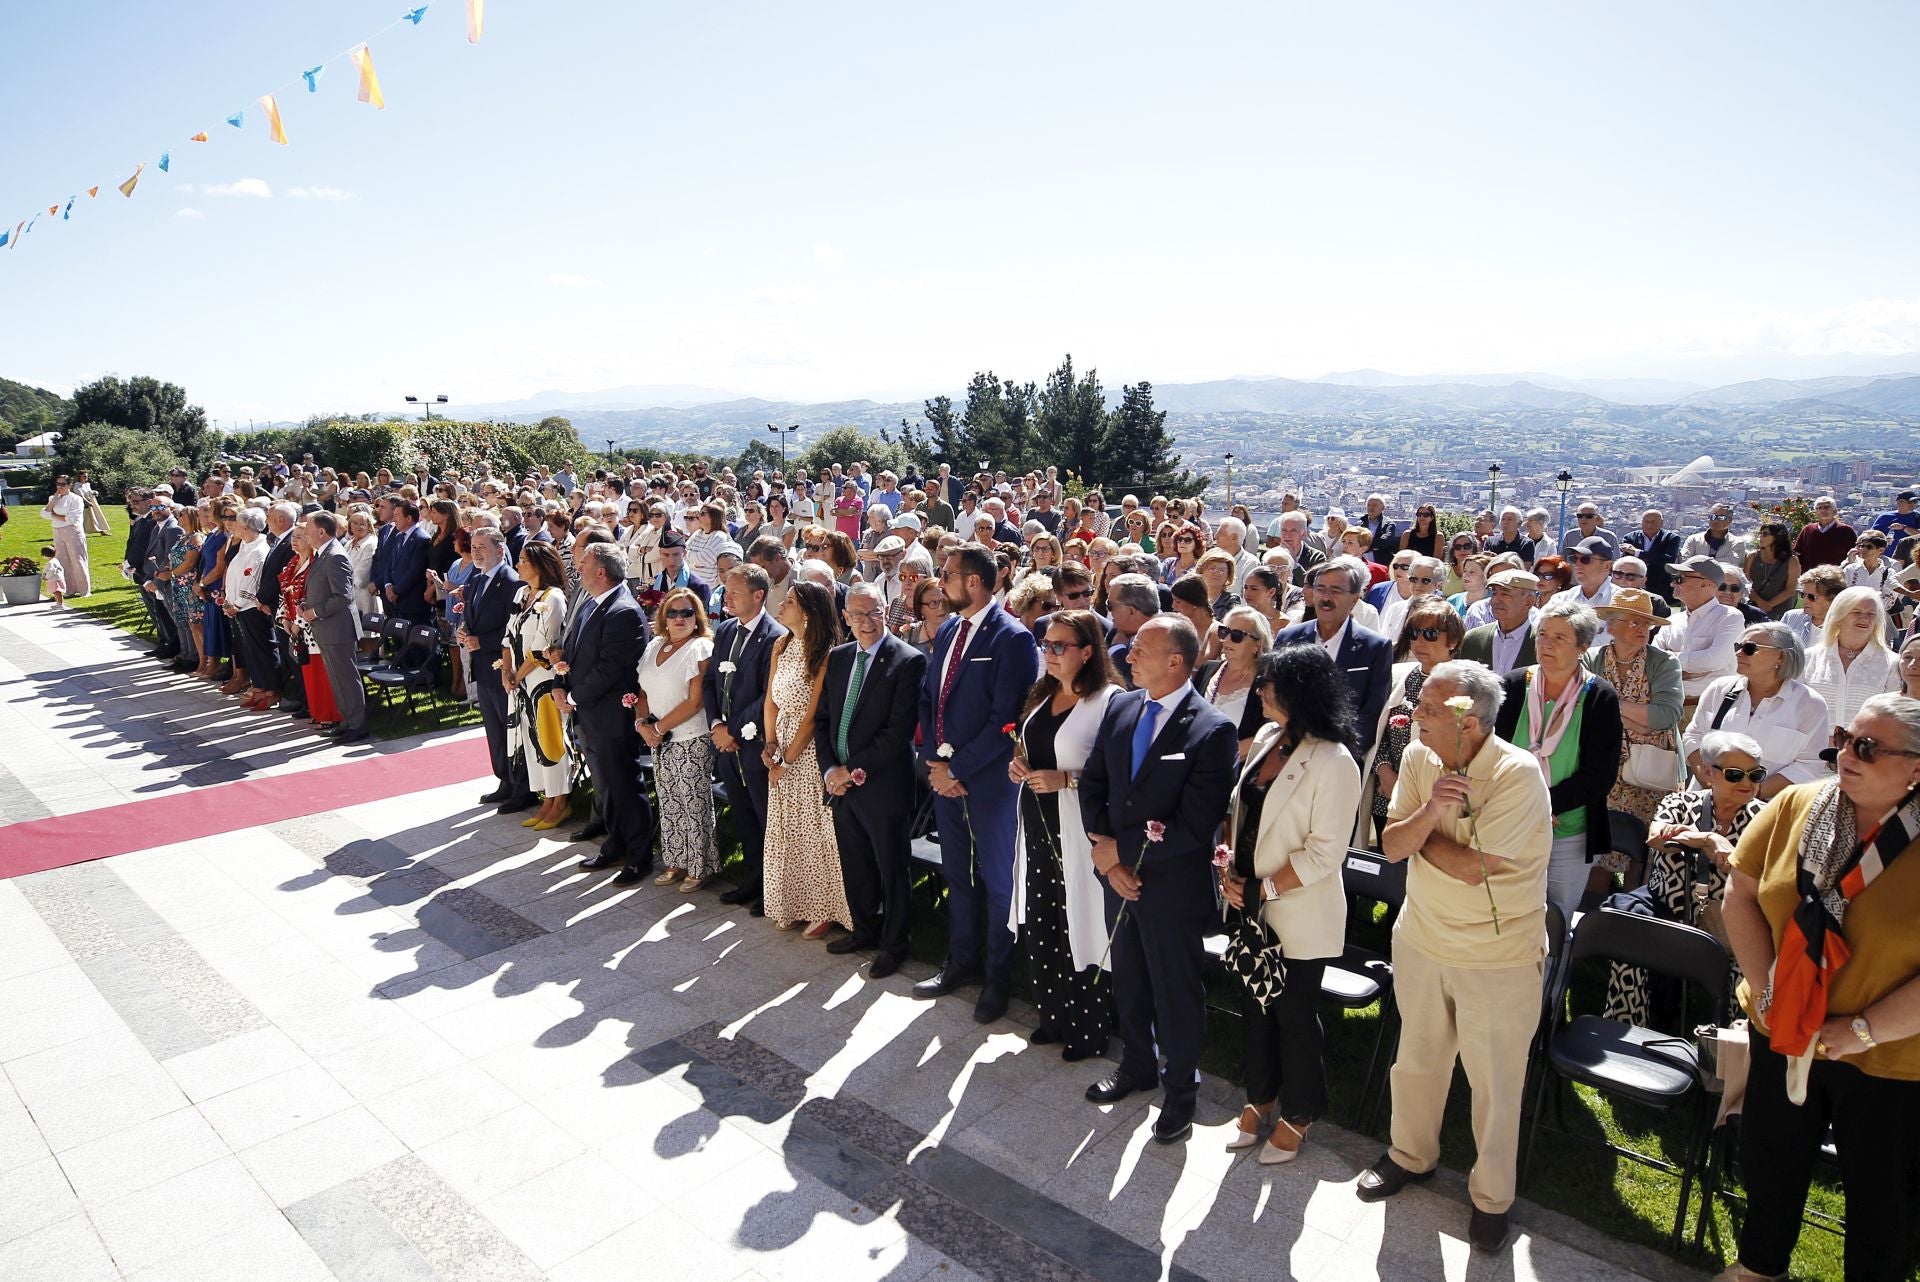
{"left": 1520, "top": 907, "right": 1729, "bottom": 1251}
{"left": 353, "top": 614, "right": 404, "bottom": 677}
{"left": 367, "top": 623, "right": 443, "bottom": 720}
{"left": 1324, "top": 848, "right": 1408, "bottom": 1135}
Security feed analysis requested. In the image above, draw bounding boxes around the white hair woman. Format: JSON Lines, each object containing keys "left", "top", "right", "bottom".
{"left": 1682, "top": 622, "right": 1830, "bottom": 799}
{"left": 1803, "top": 586, "right": 1902, "bottom": 736}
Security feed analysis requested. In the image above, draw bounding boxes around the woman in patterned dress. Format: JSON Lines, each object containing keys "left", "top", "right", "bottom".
{"left": 1009, "top": 610, "right": 1121, "bottom": 1061}
{"left": 504, "top": 542, "right": 575, "bottom": 829}
{"left": 1588, "top": 589, "right": 1687, "bottom": 875}
{"left": 760, "top": 580, "right": 852, "bottom": 939}
{"left": 636, "top": 587, "right": 719, "bottom": 890}
{"left": 1602, "top": 730, "right": 1766, "bottom": 1026}
{"left": 1356, "top": 595, "right": 1461, "bottom": 846}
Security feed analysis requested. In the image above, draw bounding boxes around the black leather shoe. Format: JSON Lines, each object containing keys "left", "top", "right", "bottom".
{"left": 826, "top": 933, "right": 875, "bottom": 955}
{"left": 1153, "top": 1098, "right": 1195, "bottom": 1145}
{"left": 612, "top": 865, "right": 650, "bottom": 887}
{"left": 973, "top": 981, "right": 1010, "bottom": 1025}
{"left": 868, "top": 953, "right": 903, "bottom": 980}
{"left": 1355, "top": 1155, "right": 1435, "bottom": 1203}
{"left": 332, "top": 728, "right": 370, "bottom": 743}
{"left": 478, "top": 787, "right": 510, "bottom": 804}
{"left": 1085, "top": 1071, "right": 1155, "bottom": 1104}
{"left": 1030, "top": 1025, "right": 1060, "bottom": 1046}
{"left": 912, "top": 965, "right": 984, "bottom": 1000}
{"left": 747, "top": 899, "right": 765, "bottom": 917}
{"left": 169, "top": 659, "right": 196, "bottom": 673}
{"left": 568, "top": 822, "right": 609, "bottom": 843}
{"left": 495, "top": 796, "right": 537, "bottom": 815}
{"left": 718, "top": 884, "right": 760, "bottom": 906}
{"left": 1468, "top": 1208, "right": 1510, "bottom": 1251}
{"left": 580, "top": 852, "right": 622, "bottom": 872}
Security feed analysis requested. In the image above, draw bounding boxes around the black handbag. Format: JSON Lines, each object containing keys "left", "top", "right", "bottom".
{"left": 1222, "top": 900, "right": 1286, "bottom": 1008}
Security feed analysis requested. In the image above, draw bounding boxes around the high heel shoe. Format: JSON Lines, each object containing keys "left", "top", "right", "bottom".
{"left": 1226, "top": 1104, "right": 1274, "bottom": 1152}
{"left": 801, "top": 921, "right": 834, "bottom": 942}
{"left": 1258, "top": 1118, "right": 1308, "bottom": 1165}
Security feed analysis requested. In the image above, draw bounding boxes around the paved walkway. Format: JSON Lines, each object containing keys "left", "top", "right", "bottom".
{"left": 0, "top": 601, "right": 1706, "bottom": 1281}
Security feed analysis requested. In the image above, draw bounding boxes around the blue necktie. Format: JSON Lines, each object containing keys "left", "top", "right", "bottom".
{"left": 1130, "top": 698, "right": 1161, "bottom": 780}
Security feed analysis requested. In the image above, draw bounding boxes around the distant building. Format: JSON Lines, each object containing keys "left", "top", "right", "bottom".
{"left": 12, "top": 431, "right": 60, "bottom": 458}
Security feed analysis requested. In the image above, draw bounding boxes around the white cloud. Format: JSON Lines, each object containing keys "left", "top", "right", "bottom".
{"left": 203, "top": 178, "right": 272, "bottom": 199}
{"left": 288, "top": 186, "right": 352, "bottom": 202}
{"left": 173, "top": 208, "right": 205, "bottom": 220}
{"left": 547, "top": 273, "right": 597, "bottom": 288}
{"left": 812, "top": 244, "right": 846, "bottom": 265}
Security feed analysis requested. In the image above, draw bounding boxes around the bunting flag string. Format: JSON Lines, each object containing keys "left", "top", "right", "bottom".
{"left": 3, "top": 3, "right": 491, "bottom": 261}
{"left": 350, "top": 45, "right": 385, "bottom": 110}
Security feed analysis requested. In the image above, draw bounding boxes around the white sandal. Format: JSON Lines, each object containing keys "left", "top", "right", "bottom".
{"left": 1225, "top": 1104, "right": 1272, "bottom": 1151}
{"left": 1259, "top": 1118, "right": 1308, "bottom": 1165}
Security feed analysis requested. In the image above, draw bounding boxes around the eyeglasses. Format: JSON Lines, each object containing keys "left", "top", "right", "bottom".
{"left": 1831, "top": 728, "right": 1920, "bottom": 765}
{"left": 1733, "top": 641, "right": 1776, "bottom": 656}
{"left": 663, "top": 607, "right": 697, "bottom": 620}
{"left": 1038, "top": 640, "right": 1082, "bottom": 656}
{"left": 1406, "top": 627, "right": 1448, "bottom": 642}
{"left": 846, "top": 609, "right": 886, "bottom": 622}
{"left": 1709, "top": 513, "right": 1733, "bottom": 522}
{"left": 1717, "top": 766, "right": 1768, "bottom": 784}
{"left": 1216, "top": 625, "right": 1255, "bottom": 644}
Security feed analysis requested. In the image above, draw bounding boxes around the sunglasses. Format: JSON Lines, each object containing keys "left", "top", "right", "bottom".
{"left": 1718, "top": 585, "right": 1743, "bottom": 595}
{"left": 1610, "top": 570, "right": 1644, "bottom": 581}
{"left": 1216, "top": 625, "right": 1255, "bottom": 644}
{"left": 1717, "top": 765, "right": 1768, "bottom": 783}
{"left": 1038, "top": 640, "right": 1084, "bottom": 656}
{"left": 1406, "top": 627, "right": 1448, "bottom": 642}
{"left": 1406, "top": 575, "right": 1438, "bottom": 586}
{"left": 1831, "top": 728, "right": 1920, "bottom": 765}
{"left": 663, "top": 607, "right": 697, "bottom": 620}
{"left": 1733, "top": 641, "right": 1776, "bottom": 656}
{"left": 1061, "top": 588, "right": 1092, "bottom": 602}
{"left": 1571, "top": 553, "right": 1608, "bottom": 565}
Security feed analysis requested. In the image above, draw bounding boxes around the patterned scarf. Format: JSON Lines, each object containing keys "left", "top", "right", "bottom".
{"left": 1523, "top": 665, "right": 1590, "bottom": 784}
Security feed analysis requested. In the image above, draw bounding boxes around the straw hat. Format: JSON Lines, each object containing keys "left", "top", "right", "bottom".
{"left": 1596, "top": 587, "right": 1665, "bottom": 627}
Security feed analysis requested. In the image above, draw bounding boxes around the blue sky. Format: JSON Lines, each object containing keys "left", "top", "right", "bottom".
{"left": 3, "top": 1, "right": 1919, "bottom": 422}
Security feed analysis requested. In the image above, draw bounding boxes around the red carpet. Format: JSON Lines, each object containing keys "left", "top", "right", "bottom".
{"left": 0, "top": 737, "right": 492, "bottom": 881}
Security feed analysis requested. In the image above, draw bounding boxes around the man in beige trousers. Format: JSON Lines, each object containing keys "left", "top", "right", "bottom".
{"left": 1357, "top": 659, "right": 1552, "bottom": 1253}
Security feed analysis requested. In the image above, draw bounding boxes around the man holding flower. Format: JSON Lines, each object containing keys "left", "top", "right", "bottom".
{"left": 1360, "top": 660, "right": 1553, "bottom": 1253}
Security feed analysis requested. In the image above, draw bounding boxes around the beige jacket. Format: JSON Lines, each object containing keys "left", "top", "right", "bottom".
{"left": 1231, "top": 726, "right": 1362, "bottom": 960}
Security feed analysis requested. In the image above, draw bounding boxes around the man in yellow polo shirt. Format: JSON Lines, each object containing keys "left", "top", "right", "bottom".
{"left": 1358, "top": 659, "right": 1553, "bottom": 1253}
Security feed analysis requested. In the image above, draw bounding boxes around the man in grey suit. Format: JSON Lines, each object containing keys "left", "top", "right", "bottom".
{"left": 298, "top": 512, "right": 370, "bottom": 743}
{"left": 1456, "top": 569, "right": 1539, "bottom": 677}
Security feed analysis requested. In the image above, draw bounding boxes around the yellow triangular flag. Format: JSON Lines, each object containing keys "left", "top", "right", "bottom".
{"left": 261, "top": 94, "right": 288, "bottom": 145}
{"left": 350, "top": 44, "right": 385, "bottom": 109}
{"left": 118, "top": 164, "right": 144, "bottom": 197}
{"left": 189, "top": 131, "right": 209, "bottom": 143}
{"left": 467, "top": 0, "right": 484, "bottom": 43}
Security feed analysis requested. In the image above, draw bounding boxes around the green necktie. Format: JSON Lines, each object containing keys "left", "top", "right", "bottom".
{"left": 836, "top": 649, "right": 870, "bottom": 760}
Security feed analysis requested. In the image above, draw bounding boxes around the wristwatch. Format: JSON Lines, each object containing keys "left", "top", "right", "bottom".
{"left": 1851, "top": 1016, "right": 1878, "bottom": 1049}
{"left": 1065, "top": 771, "right": 1079, "bottom": 790}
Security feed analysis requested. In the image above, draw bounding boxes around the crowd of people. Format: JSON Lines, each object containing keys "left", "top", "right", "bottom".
{"left": 82, "top": 451, "right": 1920, "bottom": 1275}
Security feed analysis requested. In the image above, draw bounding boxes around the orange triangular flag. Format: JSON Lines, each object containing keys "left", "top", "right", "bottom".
{"left": 88, "top": 186, "right": 100, "bottom": 198}
{"left": 49, "top": 205, "right": 58, "bottom": 216}
{"left": 190, "top": 131, "right": 209, "bottom": 143}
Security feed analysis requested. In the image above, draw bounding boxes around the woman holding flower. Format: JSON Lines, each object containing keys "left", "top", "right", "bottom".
{"left": 1008, "top": 610, "right": 1122, "bottom": 1061}
{"left": 1218, "top": 645, "right": 1363, "bottom": 1164}
{"left": 504, "top": 541, "right": 574, "bottom": 830}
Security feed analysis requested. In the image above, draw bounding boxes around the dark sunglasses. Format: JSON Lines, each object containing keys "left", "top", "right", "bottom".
{"left": 1570, "top": 553, "right": 1604, "bottom": 565}
{"left": 1061, "top": 588, "right": 1092, "bottom": 602}
{"left": 1610, "top": 570, "right": 1644, "bottom": 581}
{"left": 663, "top": 607, "right": 697, "bottom": 620}
{"left": 1038, "top": 640, "right": 1083, "bottom": 656}
{"left": 1406, "top": 627, "right": 1448, "bottom": 642}
{"left": 1717, "top": 584, "right": 1743, "bottom": 595}
{"left": 1733, "top": 641, "right": 1776, "bottom": 656}
{"left": 1831, "top": 728, "right": 1920, "bottom": 765}
{"left": 1717, "top": 766, "right": 1768, "bottom": 784}
{"left": 1216, "top": 625, "right": 1255, "bottom": 644}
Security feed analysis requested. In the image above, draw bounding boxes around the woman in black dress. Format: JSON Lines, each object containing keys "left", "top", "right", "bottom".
{"left": 1398, "top": 504, "right": 1440, "bottom": 559}
{"left": 1009, "top": 610, "right": 1124, "bottom": 1060}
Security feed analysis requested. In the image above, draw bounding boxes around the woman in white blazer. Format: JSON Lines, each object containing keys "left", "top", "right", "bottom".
{"left": 1218, "top": 645, "right": 1363, "bottom": 1166}
{"left": 1010, "top": 610, "right": 1124, "bottom": 1062}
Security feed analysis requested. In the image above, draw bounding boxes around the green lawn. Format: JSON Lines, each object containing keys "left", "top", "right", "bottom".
{"left": 0, "top": 502, "right": 1868, "bottom": 1279}
{"left": 0, "top": 505, "right": 478, "bottom": 739}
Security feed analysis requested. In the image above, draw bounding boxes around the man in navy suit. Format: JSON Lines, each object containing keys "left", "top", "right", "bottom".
{"left": 914, "top": 542, "right": 1041, "bottom": 1023}
{"left": 460, "top": 528, "right": 533, "bottom": 814}
{"left": 382, "top": 498, "right": 434, "bottom": 623}
{"left": 1079, "top": 615, "right": 1238, "bottom": 1143}
{"left": 1275, "top": 556, "right": 1394, "bottom": 758}
{"left": 369, "top": 495, "right": 398, "bottom": 606}
{"left": 558, "top": 542, "right": 653, "bottom": 884}
{"left": 705, "top": 563, "right": 787, "bottom": 914}
{"left": 816, "top": 582, "right": 928, "bottom": 977}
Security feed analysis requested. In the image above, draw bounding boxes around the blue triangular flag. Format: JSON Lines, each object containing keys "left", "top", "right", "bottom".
{"left": 158, "top": 153, "right": 170, "bottom": 173}
{"left": 303, "top": 65, "right": 325, "bottom": 92}
{"left": 62, "top": 198, "right": 74, "bottom": 220}
{"left": 404, "top": 6, "right": 428, "bottom": 24}
{"left": 227, "top": 111, "right": 245, "bottom": 129}
{"left": 0, "top": 229, "right": 9, "bottom": 250}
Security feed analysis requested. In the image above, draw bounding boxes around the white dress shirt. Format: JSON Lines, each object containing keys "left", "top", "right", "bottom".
{"left": 1655, "top": 600, "right": 1743, "bottom": 697}
{"left": 1137, "top": 683, "right": 1193, "bottom": 753}
{"left": 1552, "top": 580, "right": 1615, "bottom": 646}
{"left": 1681, "top": 675, "right": 1831, "bottom": 785}
{"left": 224, "top": 535, "right": 269, "bottom": 610}
{"left": 937, "top": 600, "right": 994, "bottom": 697}
{"left": 1316, "top": 618, "right": 1351, "bottom": 663}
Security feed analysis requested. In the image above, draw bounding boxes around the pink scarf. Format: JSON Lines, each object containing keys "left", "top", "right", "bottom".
{"left": 1524, "top": 665, "right": 1590, "bottom": 784}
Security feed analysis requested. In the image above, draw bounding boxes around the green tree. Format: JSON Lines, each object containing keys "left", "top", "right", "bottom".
{"left": 919, "top": 394, "right": 969, "bottom": 466}
{"left": 793, "top": 426, "right": 910, "bottom": 479}
{"left": 1035, "top": 355, "right": 1107, "bottom": 483}
{"left": 65, "top": 375, "right": 215, "bottom": 472}
{"left": 960, "top": 372, "right": 1038, "bottom": 473}
{"left": 53, "top": 423, "right": 181, "bottom": 499}
{"left": 1097, "top": 382, "right": 1202, "bottom": 497}
{"left": 731, "top": 439, "right": 785, "bottom": 476}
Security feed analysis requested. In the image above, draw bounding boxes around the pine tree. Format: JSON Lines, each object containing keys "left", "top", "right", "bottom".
{"left": 1097, "top": 381, "right": 1203, "bottom": 497}
{"left": 960, "top": 372, "right": 1038, "bottom": 473}
{"left": 920, "top": 394, "right": 969, "bottom": 465}
{"left": 1035, "top": 354, "right": 1107, "bottom": 483}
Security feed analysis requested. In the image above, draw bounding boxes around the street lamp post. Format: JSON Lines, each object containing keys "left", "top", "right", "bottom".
{"left": 1225, "top": 452, "right": 1235, "bottom": 507}
{"left": 404, "top": 394, "right": 449, "bottom": 421}
{"left": 765, "top": 423, "right": 799, "bottom": 470}
{"left": 606, "top": 438, "right": 618, "bottom": 470}
{"left": 1487, "top": 462, "right": 1502, "bottom": 514}
{"left": 1555, "top": 469, "right": 1574, "bottom": 548}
